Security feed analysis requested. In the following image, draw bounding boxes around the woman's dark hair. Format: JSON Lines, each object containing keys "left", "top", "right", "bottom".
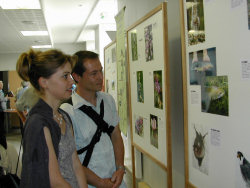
{"left": 73, "top": 50, "right": 99, "bottom": 76}
{"left": 16, "top": 49, "right": 75, "bottom": 91}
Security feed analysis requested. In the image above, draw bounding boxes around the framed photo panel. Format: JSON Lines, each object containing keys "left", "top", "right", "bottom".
{"left": 181, "top": 0, "right": 250, "bottom": 188}
{"left": 127, "top": 2, "right": 172, "bottom": 187}
{"left": 104, "top": 41, "right": 118, "bottom": 108}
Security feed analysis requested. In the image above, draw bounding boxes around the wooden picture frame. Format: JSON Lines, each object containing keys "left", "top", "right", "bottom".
{"left": 127, "top": 2, "right": 172, "bottom": 187}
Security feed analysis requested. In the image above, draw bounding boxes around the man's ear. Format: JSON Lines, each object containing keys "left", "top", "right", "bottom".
{"left": 38, "top": 77, "right": 48, "bottom": 90}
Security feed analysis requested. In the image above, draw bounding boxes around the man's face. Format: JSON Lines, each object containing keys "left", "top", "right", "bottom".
{"left": 75, "top": 58, "right": 103, "bottom": 92}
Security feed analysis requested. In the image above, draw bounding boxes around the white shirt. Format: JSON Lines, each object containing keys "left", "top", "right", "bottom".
{"left": 61, "top": 91, "right": 126, "bottom": 188}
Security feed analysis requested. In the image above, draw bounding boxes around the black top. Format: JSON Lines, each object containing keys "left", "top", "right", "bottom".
{"left": 20, "top": 99, "right": 63, "bottom": 188}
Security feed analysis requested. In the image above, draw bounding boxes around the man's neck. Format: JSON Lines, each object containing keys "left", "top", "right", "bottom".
{"left": 76, "top": 87, "right": 97, "bottom": 106}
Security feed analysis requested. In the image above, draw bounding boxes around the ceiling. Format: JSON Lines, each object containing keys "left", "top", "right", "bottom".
{"left": 0, "top": 0, "right": 117, "bottom": 54}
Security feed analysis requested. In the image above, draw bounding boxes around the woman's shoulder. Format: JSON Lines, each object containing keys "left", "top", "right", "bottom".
{"left": 25, "top": 114, "right": 47, "bottom": 134}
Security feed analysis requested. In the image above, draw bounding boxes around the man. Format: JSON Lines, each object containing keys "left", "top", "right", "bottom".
{"left": 0, "top": 81, "right": 8, "bottom": 150}
{"left": 15, "top": 86, "right": 39, "bottom": 114}
{"left": 15, "top": 81, "right": 29, "bottom": 101}
{"left": 61, "top": 51, "right": 126, "bottom": 188}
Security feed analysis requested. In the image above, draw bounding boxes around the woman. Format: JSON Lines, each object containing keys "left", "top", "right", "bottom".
{"left": 16, "top": 49, "right": 87, "bottom": 188}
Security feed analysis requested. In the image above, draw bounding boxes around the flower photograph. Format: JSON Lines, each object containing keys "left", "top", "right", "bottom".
{"left": 135, "top": 116, "right": 144, "bottom": 137}
{"left": 150, "top": 114, "right": 158, "bottom": 148}
{"left": 144, "top": 24, "right": 154, "bottom": 62}
{"left": 137, "top": 71, "right": 144, "bottom": 103}
{"left": 131, "top": 32, "right": 138, "bottom": 61}
{"left": 153, "top": 70, "right": 163, "bottom": 109}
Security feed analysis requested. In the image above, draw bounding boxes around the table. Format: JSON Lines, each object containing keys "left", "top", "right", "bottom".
{"left": 3, "top": 109, "right": 20, "bottom": 133}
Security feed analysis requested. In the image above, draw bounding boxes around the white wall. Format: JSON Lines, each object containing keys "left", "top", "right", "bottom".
{"left": 53, "top": 42, "right": 86, "bottom": 55}
{"left": 117, "top": 0, "right": 185, "bottom": 187}
{"left": 0, "top": 43, "right": 86, "bottom": 71}
{"left": 0, "top": 53, "right": 20, "bottom": 71}
{"left": 94, "top": 23, "right": 116, "bottom": 67}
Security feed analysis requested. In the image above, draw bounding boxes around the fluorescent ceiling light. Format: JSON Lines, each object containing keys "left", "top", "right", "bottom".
{"left": 21, "top": 31, "right": 48, "bottom": 36}
{"left": 0, "top": 0, "right": 41, "bottom": 9}
{"left": 32, "top": 45, "right": 52, "bottom": 49}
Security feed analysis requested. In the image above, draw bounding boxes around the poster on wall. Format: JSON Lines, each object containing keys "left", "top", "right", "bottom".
{"left": 189, "top": 47, "right": 217, "bottom": 85}
{"left": 115, "top": 7, "right": 128, "bottom": 136}
{"left": 191, "top": 124, "right": 209, "bottom": 175}
{"left": 186, "top": 0, "right": 205, "bottom": 45}
{"left": 127, "top": 3, "right": 170, "bottom": 169}
{"left": 236, "top": 151, "right": 250, "bottom": 187}
{"left": 201, "top": 75, "right": 228, "bottom": 116}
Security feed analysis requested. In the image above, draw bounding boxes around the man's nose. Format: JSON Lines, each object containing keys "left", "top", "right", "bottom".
{"left": 98, "top": 71, "right": 103, "bottom": 79}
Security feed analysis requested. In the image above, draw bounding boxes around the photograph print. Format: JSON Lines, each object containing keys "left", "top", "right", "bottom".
{"left": 236, "top": 150, "right": 250, "bottom": 188}
{"left": 112, "top": 47, "right": 116, "bottom": 63}
{"left": 186, "top": 0, "right": 205, "bottom": 45}
{"left": 131, "top": 32, "right": 138, "bottom": 61}
{"left": 150, "top": 114, "right": 158, "bottom": 148}
{"left": 137, "top": 71, "right": 144, "bottom": 103}
{"left": 189, "top": 47, "right": 217, "bottom": 85}
{"left": 192, "top": 124, "right": 209, "bottom": 175}
{"left": 112, "top": 80, "right": 115, "bottom": 90}
{"left": 248, "top": 0, "right": 250, "bottom": 29}
{"left": 144, "top": 24, "right": 154, "bottom": 62}
{"left": 201, "top": 75, "right": 229, "bottom": 116}
{"left": 153, "top": 70, "right": 163, "bottom": 109}
{"left": 106, "top": 79, "right": 109, "bottom": 93}
{"left": 135, "top": 115, "right": 144, "bottom": 137}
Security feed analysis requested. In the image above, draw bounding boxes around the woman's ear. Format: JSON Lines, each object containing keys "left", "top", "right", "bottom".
{"left": 38, "top": 77, "right": 48, "bottom": 90}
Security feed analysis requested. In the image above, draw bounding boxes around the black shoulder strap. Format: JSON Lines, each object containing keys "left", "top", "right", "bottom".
{"left": 77, "top": 100, "right": 114, "bottom": 166}
{"left": 78, "top": 100, "right": 114, "bottom": 137}
{"left": 62, "top": 98, "right": 115, "bottom": 167}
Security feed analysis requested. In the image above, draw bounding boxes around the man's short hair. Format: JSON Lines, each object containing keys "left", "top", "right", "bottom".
{"left": 73, "top": 51, "right": 99, "bottom": 76}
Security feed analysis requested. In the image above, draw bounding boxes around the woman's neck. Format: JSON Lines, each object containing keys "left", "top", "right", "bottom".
{"left": 40, "top": 95, "right": 60, "bottom": 114}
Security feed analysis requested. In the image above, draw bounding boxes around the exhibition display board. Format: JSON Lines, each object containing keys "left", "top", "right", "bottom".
{"left": 115, "top": 7, "right": 129, "bottom": 136}
{"left": 180, "top": 0, "right": 250, "bottom": 187}
{"left": 127, "top": 2, "right": 172, "bottom": 187}
{"left": 104, "top": 41, "right": 118, "bottom": 108}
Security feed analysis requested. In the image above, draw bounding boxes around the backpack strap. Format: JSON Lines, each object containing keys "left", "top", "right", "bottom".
{"left": 77, "top": 100, "right": 114, "bottom": 166}
{"left": 63, "top": 98, "right": 114, "bottom": 167}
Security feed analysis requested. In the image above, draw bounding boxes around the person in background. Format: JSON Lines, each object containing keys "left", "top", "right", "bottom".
{"left": 61, "top": 51, "right": 126, "bottom": 188}
{"left": 15, "top": 81, "right": 29, "bottom": 101}
{"left": 16, "top": 49, "right": 87, "bottom": 188}
{"left": 15, "top": 86, "right": 39, "bottom": 117}
{"left": 0, "top": 80, "right": 8, "bottom": 150}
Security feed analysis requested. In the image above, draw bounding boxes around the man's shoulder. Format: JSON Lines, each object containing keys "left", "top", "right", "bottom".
{"left": 60, "top": 102, "right": 74, "bottom": 112}
{"left": 98, "top": 91, "right": 114, "bottom": 101}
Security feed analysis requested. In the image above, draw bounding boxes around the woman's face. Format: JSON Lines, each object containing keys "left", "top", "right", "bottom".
{"left": 43, "top": 62, "right": 74, "bottom": 101}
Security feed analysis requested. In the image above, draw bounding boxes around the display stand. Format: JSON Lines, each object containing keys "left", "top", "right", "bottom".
{"left": 127, "top": 2, "right": 172, "bottom": 187}
{"left": 181, "top": 0, "right": 250, "bottom": 187}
